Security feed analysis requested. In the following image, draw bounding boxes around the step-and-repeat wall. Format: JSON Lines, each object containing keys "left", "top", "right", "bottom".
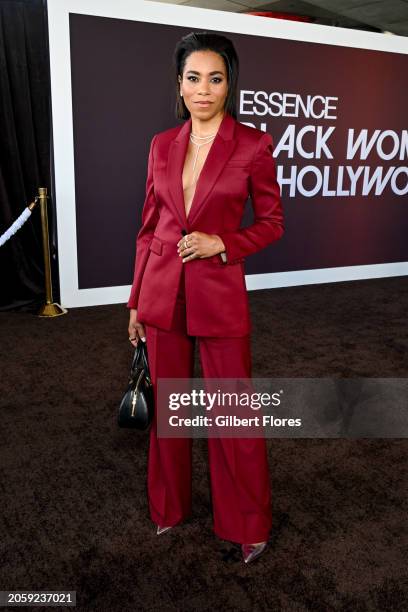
{"left": 48, "top": 0, "right": 408, "bottom": 307}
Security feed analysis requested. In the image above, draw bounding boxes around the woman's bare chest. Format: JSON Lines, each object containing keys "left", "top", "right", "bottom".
{"left": 182, "top": 140, "right": 213, "bottom": 219}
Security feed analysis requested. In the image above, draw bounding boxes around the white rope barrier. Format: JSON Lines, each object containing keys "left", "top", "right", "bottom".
{"left": 0, "top": 189, "right": 66, "bottom": 315}
{"left": 0, "top": 200, "right": 38, "bottom": 247}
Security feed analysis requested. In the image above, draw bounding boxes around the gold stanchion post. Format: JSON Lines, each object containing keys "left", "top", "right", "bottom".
{"left": 37, "top": 187, "right": 67, "bottom": 317}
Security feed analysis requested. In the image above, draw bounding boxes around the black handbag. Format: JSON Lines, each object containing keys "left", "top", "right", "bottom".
{"left": 118, "top": 340, "right": 154, "bottom": 430}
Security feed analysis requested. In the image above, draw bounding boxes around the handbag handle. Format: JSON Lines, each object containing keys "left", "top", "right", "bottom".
{"left": 131, "top": 340, "right": 151, "bottom": 381}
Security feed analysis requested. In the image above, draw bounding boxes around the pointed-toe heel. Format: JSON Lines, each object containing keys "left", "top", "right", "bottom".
{"left": 156, "top": 524, "right": 173, "bottom": 535}
{"left": 242, "top": 541, "right": 267, "bottom": 564}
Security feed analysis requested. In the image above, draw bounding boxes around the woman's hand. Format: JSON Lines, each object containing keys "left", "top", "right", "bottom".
{"left": 177, "top": 232, "right": 225, "bottom": 262}
{"left": 128, "top": 309, "right": 146, "bottom": 347}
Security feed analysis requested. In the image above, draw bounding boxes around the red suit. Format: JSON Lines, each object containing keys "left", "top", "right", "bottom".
{"left": 127, "top": 112, "right": 284, "bottom": 543}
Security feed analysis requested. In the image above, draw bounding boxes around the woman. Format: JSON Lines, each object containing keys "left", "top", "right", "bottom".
{"left": 127, "top": 31, "right": 284, "bottom": 564}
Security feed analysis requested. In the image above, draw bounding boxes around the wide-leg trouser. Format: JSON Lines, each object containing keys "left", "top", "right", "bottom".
{"left": 144, "top": 266, "right": 272, "bottom": 544}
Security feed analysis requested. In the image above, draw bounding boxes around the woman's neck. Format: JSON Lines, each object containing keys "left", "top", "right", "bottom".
{"left": 190, "top": 110, "right": 225, "bottom": 138}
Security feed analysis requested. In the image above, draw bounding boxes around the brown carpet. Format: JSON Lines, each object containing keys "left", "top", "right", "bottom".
{"left": 0, "top": 276, "right": 407, "bottom": 611}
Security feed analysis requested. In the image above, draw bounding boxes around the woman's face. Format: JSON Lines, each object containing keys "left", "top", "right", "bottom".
{"left": 178, "top": 50, "right": 229, "bottom": 120}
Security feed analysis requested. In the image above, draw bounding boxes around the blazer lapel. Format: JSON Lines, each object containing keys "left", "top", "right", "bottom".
{"left": 166, "top": 113, "right": 237, "bottom": 228}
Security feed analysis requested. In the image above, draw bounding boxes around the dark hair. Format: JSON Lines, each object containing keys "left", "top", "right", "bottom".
{"left": 173, "top": 31, "right": 239, "bottom": 120}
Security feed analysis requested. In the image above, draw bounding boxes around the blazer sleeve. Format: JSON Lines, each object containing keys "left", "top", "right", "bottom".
{"left": 218, "top": 131, "right": 284, "bottom": 264}
{"left": 127, "top": 135, "right": 159, "bottom": 309}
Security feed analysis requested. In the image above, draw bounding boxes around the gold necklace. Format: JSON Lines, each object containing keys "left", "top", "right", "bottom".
{"left": 189, "top": 132, "right": 216, "bottom": 182}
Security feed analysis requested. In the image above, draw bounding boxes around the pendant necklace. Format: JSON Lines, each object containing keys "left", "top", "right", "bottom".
{"left": 189, "top": 131, "right": 216, "bottom": 183}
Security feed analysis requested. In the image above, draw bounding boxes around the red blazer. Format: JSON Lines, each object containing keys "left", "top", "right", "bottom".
{"left": 127, "top": 112, "right": 284, "bottom": 337}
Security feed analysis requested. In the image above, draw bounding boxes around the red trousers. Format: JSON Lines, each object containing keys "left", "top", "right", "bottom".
{"left": 144, "top": 265, "right": 272, "bottom": 544}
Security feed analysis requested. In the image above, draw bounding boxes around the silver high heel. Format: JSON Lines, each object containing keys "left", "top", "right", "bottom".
{"left": 156, "top": 524, "right": 173, "bottom": 535}
{"left": 241, "top": 541, "right": 267, "bottom": 564}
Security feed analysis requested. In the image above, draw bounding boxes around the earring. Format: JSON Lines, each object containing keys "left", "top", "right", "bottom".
{"left": 180, "top": 91, "right": 183, "bottom": 97}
